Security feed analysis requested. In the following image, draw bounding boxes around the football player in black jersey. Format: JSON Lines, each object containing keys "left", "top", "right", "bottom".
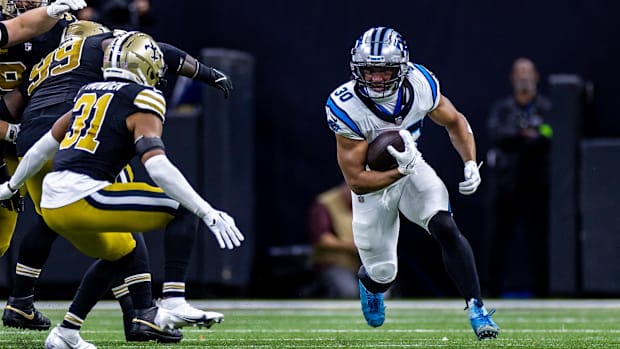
{"left": 0, "top": 31, "right": 243, "bottom": 349}
{"left": 0, "top": 0, "right": 83, "bottom": 254}
{"left": 0, "top": 20, "right": 235, "bottom": 334}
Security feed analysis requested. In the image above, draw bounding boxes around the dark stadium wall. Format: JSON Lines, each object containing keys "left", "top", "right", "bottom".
{"left": 147, "top": 1, "right": 618, "bottom": 295}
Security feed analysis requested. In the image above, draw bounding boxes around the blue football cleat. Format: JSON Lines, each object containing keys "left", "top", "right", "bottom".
{"left": 468, "top": 299, "right": 499, "bottom": 340}
{"left": 359, "top": 280, "right": 385, "bottom": 327}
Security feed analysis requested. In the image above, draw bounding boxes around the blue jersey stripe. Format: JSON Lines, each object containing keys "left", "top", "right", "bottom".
{"left": 326, "top": 97, "right": 364, "bottom": 138}
{"left": 406, "top": 119, "right": 424, "bottom": 133}
{"left": 414, "top": 64, "right": 438, "bottom": 104}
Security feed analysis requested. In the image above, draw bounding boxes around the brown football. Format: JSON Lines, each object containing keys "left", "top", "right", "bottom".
{"left": 366, "top": 130, "right": 405, "bottom": 171}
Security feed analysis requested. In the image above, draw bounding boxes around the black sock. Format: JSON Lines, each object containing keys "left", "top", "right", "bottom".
{"left": 163, "top": 207, "right": 198, "bottom": 297}
{"left": 66, "top": 257, "right": 125, "bottom": 323}
{"left": 12, "top": 216, "right": 57, "bottom": 297}
{"left": 112, "top": 282, "right": 134, "bottom": 318}
{"left": 124, "top": 235, "right": 152, "bottom": 310}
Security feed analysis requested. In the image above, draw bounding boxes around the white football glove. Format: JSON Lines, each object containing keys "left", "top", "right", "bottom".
{"left": 0, "top": 181, "right": 17, "bottom": 201}
{"left": 386, "top": 129, "right": 421, "bottom": 175}
{"left": 203, "top": 210, "right": 245, "bottom": 250}
{"left": 459, "top": 160, "right": 481, "bottom": 195}
{"left": 47, "top": 0, "right": 87, "bottom": 18}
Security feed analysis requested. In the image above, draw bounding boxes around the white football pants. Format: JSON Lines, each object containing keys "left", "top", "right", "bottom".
{"left": 351, "top": 158, "right": 450, "bottom": 284}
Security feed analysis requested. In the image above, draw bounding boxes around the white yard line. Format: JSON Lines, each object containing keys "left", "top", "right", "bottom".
{"left": 30, "top": 299, "right": 620, "bottom": 310}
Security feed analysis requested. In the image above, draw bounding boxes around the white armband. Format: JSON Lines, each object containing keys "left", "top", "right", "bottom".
{"left": 4, "top": 123, "right": 19, "bottom": 143}
{"left": 144, "top": 154, "right": 213, "bottom": 218}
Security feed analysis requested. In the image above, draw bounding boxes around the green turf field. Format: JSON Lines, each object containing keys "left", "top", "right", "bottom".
{"left": 1, "top": 299, "right": 619, "bottom": 348}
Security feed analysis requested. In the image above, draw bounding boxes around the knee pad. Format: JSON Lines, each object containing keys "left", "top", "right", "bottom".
{"left": 358, "top": 265, "right": 396, "bottom": 294}
{"left": 368, "top": 262, "right": 397, "bottom": 283}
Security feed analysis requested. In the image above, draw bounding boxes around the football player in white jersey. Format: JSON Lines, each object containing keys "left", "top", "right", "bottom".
{"left": 325, "top": 26, "right": 499, "bottom": 340}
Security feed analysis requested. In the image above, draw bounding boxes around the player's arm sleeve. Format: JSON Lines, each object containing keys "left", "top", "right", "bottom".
{"left": 413, "top": 63, "right": 441, "bottom": 111}
{"left": 325, "top": 97, "right": 364, "bottom": 141}
{"left": 8, "top": 131, "right": 59, "bottom": 190}
{"left": 157, "top": 42, "right": 187, "bottom": 74}
{"left": 144, "top": 154, "right": 214, "bottom": 219}
{"left": 157, "top": 42, "right": 230, "bottom": 89}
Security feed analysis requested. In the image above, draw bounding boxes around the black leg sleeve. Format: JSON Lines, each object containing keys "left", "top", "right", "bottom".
{"left": 428, "top": 211, "right": 482, "bottom": 301}
{"left": 164, "top": 207, "right": 199, "bottom": 283}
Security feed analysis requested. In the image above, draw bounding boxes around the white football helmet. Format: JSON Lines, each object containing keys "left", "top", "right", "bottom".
{"left": 350, "top": 27, "right": 409, "bottom": 98}
{"left": 102, "top": 31, "right": 166, "bottom": 87}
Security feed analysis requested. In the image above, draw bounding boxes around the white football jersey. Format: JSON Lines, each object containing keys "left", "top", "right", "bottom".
{"left": 326, "top": 63, "right": 440, "bottom": 142}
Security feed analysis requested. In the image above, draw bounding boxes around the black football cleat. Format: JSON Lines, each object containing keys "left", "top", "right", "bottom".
{"left": 128, "top": 306, "right": 183, "bottom": 343}
{"left": 2, "top": 295, "right": 51, "bottom": 330}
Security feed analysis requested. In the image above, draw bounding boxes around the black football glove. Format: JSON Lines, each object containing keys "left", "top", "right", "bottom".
{"left": 0, "top": 163, "right": 23, "bottom": 212}
{"left": 203, "top": 67, "right": 233, "bottom": 99}
{"left": 0, "top": 191, "right": 24, "bottom": 212}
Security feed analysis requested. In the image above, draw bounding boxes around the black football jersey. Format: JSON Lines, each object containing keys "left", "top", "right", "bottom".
{"left": 0, "top": 14, "right": 74, "bottom": 159}
{"left": 53, "top": 81, "right": 166, "bottom": 182}
{"left": 23, "top": 31, "right": 114, "bottom": 112}
{"left": 0, "top": 13, "right": 74, "bottom": 95}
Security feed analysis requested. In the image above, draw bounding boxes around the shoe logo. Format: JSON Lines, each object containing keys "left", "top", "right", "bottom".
{"left": 133, "top": 317, "right": 163, "bottom": 332}
{"left": 5, "top": 305, "right": 35, "bottom": 320}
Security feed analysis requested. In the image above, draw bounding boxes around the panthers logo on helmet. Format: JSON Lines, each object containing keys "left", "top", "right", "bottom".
{"left": 102, "top": 31, "right": 166, "bottom": 87}
{"left": 350, "top": 27, "right": 410, "bottom": 98}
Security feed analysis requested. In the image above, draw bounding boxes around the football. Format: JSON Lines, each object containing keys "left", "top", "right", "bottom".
{"left": 366, "top": 130, "right": 405, "bottom": 171}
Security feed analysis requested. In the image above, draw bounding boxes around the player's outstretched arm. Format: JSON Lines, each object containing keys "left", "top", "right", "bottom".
{"left": 129, "top": 112, "right": 244, "bottom": 249}
{"left": 158, "top": 42, "right": 233, "bottom": 98}
{"left": 0, "top": 111, "right": 72, "bottom": 200}
{"left": 0, "top": 0, "right": 87, "bottom": 48}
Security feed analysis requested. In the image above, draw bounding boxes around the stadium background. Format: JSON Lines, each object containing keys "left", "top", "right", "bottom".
{"left": 1, "top": 0, "right": 619, "bottom": 299}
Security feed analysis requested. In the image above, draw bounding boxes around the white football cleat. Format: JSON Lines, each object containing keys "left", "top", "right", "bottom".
{"left": 45, "top": 324, "right": 96, "bottom": 349}
{"left": 155, "top": 298, "right": 223, "bottom": 329}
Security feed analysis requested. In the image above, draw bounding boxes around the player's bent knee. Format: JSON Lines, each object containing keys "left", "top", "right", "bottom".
{"left": 428, "top": 211, "right": 459, "bottom": 237}
{"left": 367, "top": 262, "right": 397, "bottom": 284}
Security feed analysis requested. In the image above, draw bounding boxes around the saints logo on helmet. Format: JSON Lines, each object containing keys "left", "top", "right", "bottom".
{"left": 0, "top": 0, "right": 49, "bottom": 18}
{"left": 350, "top": 27, "right": 410, "bottom": 98}
{"left": 61, "top": 20, "right": 110, "bottom": 43}
{"left": 102, "top": 31, "right": 166, "bottom": 87}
